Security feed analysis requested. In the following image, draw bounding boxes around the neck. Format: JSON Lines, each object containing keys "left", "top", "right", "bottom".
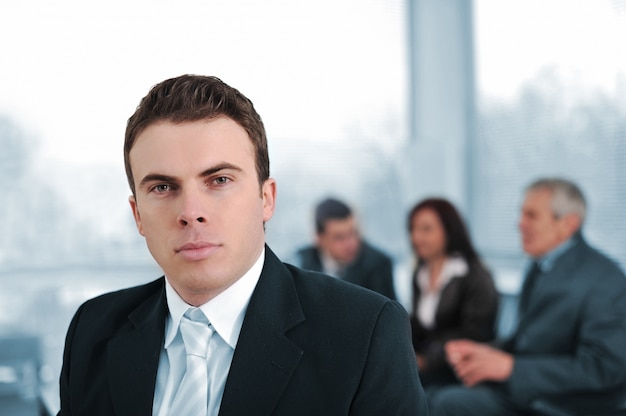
{"left": 424, "top": 255, "right": 446, "bottom": 290}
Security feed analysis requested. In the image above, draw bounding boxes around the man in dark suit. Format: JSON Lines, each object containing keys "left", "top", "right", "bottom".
{"left": 429, "top": 178, "right": 626, "bottom": 415}
{"left": 58, "top": 75, "right": 427, "bottom": 415}
{"left": 296, "top": 198, "right": 397, "bottom": 300}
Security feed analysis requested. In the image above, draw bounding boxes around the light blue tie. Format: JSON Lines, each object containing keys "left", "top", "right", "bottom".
{"left": 170, "top": 307, "right": 213, "bottom": 415}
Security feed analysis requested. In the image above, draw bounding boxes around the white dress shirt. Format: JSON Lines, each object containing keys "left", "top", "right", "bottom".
{"left": 320, "top": 250, "right": 343, "bottom": 278}
{"left": 416, "top": 255, "right": 468, "bottom": 329}
{"left": 152, "top": 248, "right": 265, "bottom": 416}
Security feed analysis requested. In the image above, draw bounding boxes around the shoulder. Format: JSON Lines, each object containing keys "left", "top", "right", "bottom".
{"left": 358, "top": 241, "right": 393, "bottom": 265}
{"left": 553, "top": 238, "right": 626, "bottom": 305}
{"left": 444, "top": 256, "right": 492, "bottom": 284}
{"left": 293, "top": 246, "right": 323, "bottom": 272}
{"left": 563, "top": 239, "right": 626, "bottom": 318}
{"left": 285, "top": 262, "right": 402, "bottom": 318}
{"left": 296, "top": 245, "right": 318, "bottom": 258}
{"left": 72, "top": 277, "right": 165, "bottom": 330}
{"left": 465, "top": 260, "right": 495, "bottom": 282}
{"left": 295, "top": 245, "right": 320, "bottom": 264}
{"left": 567, "top": 238, "right": 625, "bottom": 280}
{"left": 81, "top": 277, "right": 164, "bottom": 310}
{"left": 463, "top": 261, "right": 499, "bottom": 305}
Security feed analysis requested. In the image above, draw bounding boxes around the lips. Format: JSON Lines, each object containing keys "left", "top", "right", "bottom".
{"left": 175, "top": 242, "right": 219, "bottom": 261}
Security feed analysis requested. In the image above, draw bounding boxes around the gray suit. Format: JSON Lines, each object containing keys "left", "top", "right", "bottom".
{"left": 430, "top": 233, "right": 626, "bottom": 415}
{"left": 504, "top": 233, "right": 626, "bottom": 406}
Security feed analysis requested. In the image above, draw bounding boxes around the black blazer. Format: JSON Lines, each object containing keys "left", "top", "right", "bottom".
{"left": 410, "top": 259, "right": 499, "bottom": 372}
{"left": 58, "top": 246, "right": 427, "bottom": 415}
{"left": 297, "top": 241, "right": 397, "bottom": 300}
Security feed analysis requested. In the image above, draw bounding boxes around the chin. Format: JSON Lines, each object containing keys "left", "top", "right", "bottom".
{"left": 524, "top": 248, "right": 541, "bottom": 257}
{"left": 343, "top": 256, "right": 357, "bottom": 264}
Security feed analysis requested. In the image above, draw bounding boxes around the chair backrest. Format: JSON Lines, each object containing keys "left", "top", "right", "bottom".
{"left": 0, "top": 334, "right": 41, "bottom": 400}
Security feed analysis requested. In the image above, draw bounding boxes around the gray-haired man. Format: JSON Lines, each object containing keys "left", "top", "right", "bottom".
{"left": 430, "top": 178, "right": 626, "bottom": 415}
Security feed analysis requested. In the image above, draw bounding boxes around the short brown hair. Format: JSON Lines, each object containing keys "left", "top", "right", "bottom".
{"left": 124, "top": 75, "right": 269, "bottom": 195}
{"left": 315, "top": 198, "right": 353, "bottom": 234}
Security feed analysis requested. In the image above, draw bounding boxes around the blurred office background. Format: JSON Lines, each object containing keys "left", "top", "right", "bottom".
{"left": 1, "top": 0, "right": 625, "bottom": 414}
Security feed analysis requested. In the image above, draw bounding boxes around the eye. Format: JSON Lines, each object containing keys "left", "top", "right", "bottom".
{"left": 151, "top": 184, "right": 173, "bottom": 193}
{"left": 213, "top": 176, "right": 231, "bottom": 186}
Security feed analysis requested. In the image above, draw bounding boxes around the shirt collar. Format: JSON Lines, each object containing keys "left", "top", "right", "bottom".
{"left": 320, "top": 248, "right": 343, "bottom": 277}
{"left": 164, "top": 247, "right": 265, "bottom": 349}
{"left": 534, "top": 235, "right": 577, "bottom": 273}
{"left": 417, "top": 254, "right": 469, "bottom": 292}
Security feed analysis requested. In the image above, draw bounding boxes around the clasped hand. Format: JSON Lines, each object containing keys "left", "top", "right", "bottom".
{"left": 445, "top": 339, "right": 514, "bottom": 387}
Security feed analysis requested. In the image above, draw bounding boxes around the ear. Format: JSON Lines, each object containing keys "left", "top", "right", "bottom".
{"left": 315, "top": 228, "right": 327, "bottom": 248}
{"left": 128, "top": 195, "right": 145, "bottom": 236}
{"left": 261, "top": 178, "right": 277, "bottom": 222}
{"left": 559, "top": 212, "right": 582, "bottom": 237}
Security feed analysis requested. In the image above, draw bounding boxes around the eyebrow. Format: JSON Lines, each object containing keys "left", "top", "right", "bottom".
{"left": 138, "top": 163, "right": 244, "bottom": 189}
{"left": 199, "top": 162, "right": 244, "bottom": 178}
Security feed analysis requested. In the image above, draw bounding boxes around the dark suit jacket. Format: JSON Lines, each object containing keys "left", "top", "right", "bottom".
{"left": 502, "top": 233, "right": 626, "bottom": 409}
{"left": 297, "top": 241, "right": 397, "bottom": 300}
{"left": 58, "top": 246, "right": 427, "bottom": 415}
{"left": 410, "top": 259, "right": 498, "bottom": 374}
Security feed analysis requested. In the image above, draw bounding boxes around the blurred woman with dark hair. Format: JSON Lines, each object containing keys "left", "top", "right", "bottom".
{"left": 407, "top": 198, "right": 498, "bottom": 387}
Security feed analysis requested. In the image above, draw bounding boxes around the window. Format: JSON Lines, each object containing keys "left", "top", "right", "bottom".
{"left": 472, "top": 0, "right": 626, "bottom": 274}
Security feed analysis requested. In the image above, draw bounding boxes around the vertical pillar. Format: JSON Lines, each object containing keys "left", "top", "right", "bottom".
{"left": 403, "top": 0, "right": 475, "bottom": 222}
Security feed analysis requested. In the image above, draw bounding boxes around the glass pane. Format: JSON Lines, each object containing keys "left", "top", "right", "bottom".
{"left": 473, "top": 0, "right": 626, "bottom": 272}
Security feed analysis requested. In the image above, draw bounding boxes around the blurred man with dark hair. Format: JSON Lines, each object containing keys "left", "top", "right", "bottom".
{"left": 296, "top": 197, "right": 397, "bottom": 300}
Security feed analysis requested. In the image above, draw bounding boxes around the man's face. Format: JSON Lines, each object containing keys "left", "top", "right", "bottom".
{"left": 518, "top": 188, "right": 574, "bottom": 258}
{"left": 317, "top": 216, "right": 360, "bottom": 265}
{"left": 128, "top": 118, "right": 275, "bottom": 305}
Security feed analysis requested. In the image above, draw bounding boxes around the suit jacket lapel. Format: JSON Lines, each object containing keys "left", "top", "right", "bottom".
{"left": 219, "top": 247, "right": 305, "bottom": 416}
{"left": 517, "top": 236, "right": 586, "bottom": 330}
{"left": 107, "top": 280, "right": 167, "bottom": 415}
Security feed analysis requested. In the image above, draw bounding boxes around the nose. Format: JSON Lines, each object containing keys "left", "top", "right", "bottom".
{"left": 176, "top": 188, "right": 207, "bottom": 227}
